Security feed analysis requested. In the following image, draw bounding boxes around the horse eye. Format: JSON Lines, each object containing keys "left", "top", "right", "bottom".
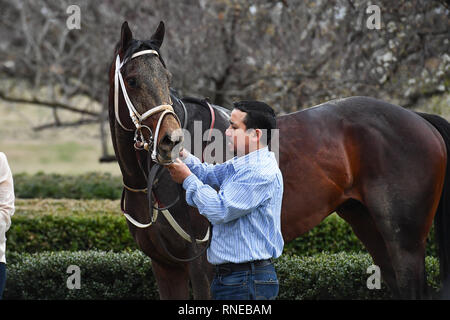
{"left": 127, "top": 77, "right": 137, "bottom": 88}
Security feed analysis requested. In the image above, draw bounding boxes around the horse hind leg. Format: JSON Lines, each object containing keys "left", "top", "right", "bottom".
{"left": 336, "top": 199, "right": 399, "bottom": 297}
{"left": 362, "top": 185, "right": 432, "bottom": 299}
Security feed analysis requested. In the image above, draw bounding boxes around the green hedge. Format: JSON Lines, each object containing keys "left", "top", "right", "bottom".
{"left": 8, "top": 200, "right": 437, "bottom": 257}
{"left": 11, "top": 172, "right": 438, "bottom": 257}
{"left": 8, "top": 199, "right": 137, "bottom": 253}
{"left": 13, "top": 172, "right": 122, "bottom": 199}
{"left": 277, "top": 253, "right": 441, "bottom": 300}
{"left": 4, "top": 250, "right": 158, "bottom": 300}
{"left": 8, "top": 213, "right": 137, "bottom": 252}
{"left": 284, "top": 214, "right": 437, "bottom": 257}
{"left": 3, "top": 251, "right": 441, "bottom": 300}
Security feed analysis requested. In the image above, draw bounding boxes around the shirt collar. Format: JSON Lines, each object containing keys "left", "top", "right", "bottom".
{"left": 231, "top": 146, "right": 269, "bottom": 171}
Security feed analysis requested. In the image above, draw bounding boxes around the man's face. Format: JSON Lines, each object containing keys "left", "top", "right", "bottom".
{"left": 225, "top": 109, "right": 260, "bottom": 157}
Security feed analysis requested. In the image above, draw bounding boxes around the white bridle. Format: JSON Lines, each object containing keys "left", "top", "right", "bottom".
{"left": 115, "top": 49, "right": 210, "bottom": 248}
{"left": 114, "top": 49, "right": 181, "bottom": 162}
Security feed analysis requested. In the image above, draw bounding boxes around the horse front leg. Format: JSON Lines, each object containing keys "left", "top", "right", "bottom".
{"left": 151, "top": 260, "right": 190, "bottom": 299}
{"left": 188, "top": 253, "right": 214, "bottom": 300}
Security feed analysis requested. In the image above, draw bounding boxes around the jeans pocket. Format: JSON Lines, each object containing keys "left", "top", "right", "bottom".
{"left": 212, "top": 272, "right": 249, "bottom": 300}
{"left": 219, "top": 271, "right": 248, "bottom": 286}
{"left": 254, "top": 272, "right": 279, "bottom": 300}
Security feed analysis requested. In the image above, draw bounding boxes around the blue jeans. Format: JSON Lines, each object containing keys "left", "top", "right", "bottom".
{"left": 211, "top": 262, "right": 279, "bottom": 300}
{"left": 0, "top": 262, "right": 6, "bottom": 300}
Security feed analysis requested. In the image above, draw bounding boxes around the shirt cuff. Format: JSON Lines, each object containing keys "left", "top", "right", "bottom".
{"left": 181, "top": 152, "right": 192, "bottom": 163}
{"left": 182, "top": 173, "right": 198, "bottom": 190}
{"left": 182, "top": 153, "right": 200, "bottom": 168}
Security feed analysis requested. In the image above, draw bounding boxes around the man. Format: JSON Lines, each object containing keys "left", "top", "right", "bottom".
{"left": 0, "top": 152, "right": 15, "bottom": 299}
{"left": 166, "top": 100, "right": 284, "bottom": 300}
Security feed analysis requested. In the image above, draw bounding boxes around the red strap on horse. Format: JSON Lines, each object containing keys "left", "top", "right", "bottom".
{"left": 154, "top": 193, "right": 164, "bottom": 208}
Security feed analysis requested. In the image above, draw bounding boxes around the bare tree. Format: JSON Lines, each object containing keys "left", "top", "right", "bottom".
{"left": 0, "top": 0, "right": 448, "bottom": 160}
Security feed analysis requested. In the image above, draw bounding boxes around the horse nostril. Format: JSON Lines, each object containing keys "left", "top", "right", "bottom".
{"left": 161, "top": 134, "right": 172, "bottom": 146}
{"left": 160, "top": 133, "right": 181, "bottom": 148}
{"left": 171, "top": 135, "right": 182, "bottom": 144}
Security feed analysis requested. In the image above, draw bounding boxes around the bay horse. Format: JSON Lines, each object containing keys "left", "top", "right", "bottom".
{"left": 109, "top": 21, "right": 450, "bottom": 300}
{"left": 108, "top": 21, "right": 231, "bottom": 299}
{"left": 276, "top": 97, "right": 449, "bottom": 299}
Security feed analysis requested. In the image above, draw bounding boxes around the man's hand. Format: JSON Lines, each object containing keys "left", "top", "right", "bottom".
{"left": 165, "top": 158, "right": 192, "bottom": 184}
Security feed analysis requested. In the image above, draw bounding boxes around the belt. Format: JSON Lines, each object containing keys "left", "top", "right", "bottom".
{"left": 215, "top": 259, "right": 273, "bottom": 275}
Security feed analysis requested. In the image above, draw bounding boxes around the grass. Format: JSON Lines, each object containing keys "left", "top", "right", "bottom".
{"left": 0, "top": 100, "right": 120, "bottom": 175}
{"left": 0, "top": 139, "right": 121, "bottom": 175}
{"left": 13, "top": 198, "right": 121, "bottom": 218}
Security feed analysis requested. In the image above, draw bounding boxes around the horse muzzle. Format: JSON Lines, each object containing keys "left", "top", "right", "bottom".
{"left": 154, "top": 133, "right": 184, "bottom": 165}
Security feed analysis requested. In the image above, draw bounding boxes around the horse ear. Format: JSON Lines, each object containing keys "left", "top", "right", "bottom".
{"left": 150, "top": 21, "right": 165, "bottom": 49}
{"left": 120, "top": 21, "right": 133, "bottom": 52}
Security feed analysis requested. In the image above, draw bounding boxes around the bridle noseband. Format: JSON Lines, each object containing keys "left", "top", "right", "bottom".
{"left": 114, "top": 49, "right": 181, "bottom": 163}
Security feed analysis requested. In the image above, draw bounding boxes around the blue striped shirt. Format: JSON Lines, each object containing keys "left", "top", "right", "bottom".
{"left": 181, "top": 146, "right": 284, "bottom": 265}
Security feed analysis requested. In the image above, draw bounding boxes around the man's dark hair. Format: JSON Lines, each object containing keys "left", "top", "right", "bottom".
{"left": 233, "top": 100, "right": 277, "bottom": 144}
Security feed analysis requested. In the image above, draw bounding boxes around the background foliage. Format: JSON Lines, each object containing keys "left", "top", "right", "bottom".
{"left": 3, "top": 251, "right": 441, "bottom": 300}
{"left": 0, "top": 0, "right": 448, "bottom": 161}
{"left": 8, "top": 197, "right": 438, "bottom": 257}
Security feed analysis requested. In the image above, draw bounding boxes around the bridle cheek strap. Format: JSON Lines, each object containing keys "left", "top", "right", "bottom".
{"left": 114, "top": 54, "right": 133, "bottom": 132}
{"left": 114, "top": 50, "right": 174, "bottom": 131}
{"left": 114, "top": 49, "right": 182, "bottom": 160}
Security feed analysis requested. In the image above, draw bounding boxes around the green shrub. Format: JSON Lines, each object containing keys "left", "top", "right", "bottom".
{"left": 8, "top": 214, "right": 137, "bottom": 252}
{"left": 276, "top": 253, "right": 440, "bottom": 299}
{"left": 283, "top": 213, "right": 437, "bottom": 257}
{"left": 4, "top": 250, "right": 158, "bottom": 300}
{"left": 8, "top": 200, "right": 438, "bottom": 256}
{"left": 8, "top": 199, "right": 137, "bottom": 253}
{"left": 13, "top": 172, "right": 123, "bottom": 199}
{"left": 3, "top": 251, "right": 441, "bottom": 300}
{"left": 11, "top": 171, "right": 439, "bottom": 257}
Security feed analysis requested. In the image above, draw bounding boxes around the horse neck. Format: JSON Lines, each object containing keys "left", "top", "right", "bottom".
{"left": 117, "top": 129, "right": 147, "bottom": 187}
{"left": 108, "top": 91, "right": 147, "bottom": 188}
{"left": 170, "top": 92, "right": 187, "bottom": 128}
{"left": 180, "top": 98, "right": 231, "bottom": 163}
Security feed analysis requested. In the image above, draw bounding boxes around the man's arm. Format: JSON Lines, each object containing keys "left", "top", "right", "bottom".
{"left": 182, "top": 169, "right": 271, "bottom": 225}
{"left": 180, "top": 149, "right": 229, "bottom": 190}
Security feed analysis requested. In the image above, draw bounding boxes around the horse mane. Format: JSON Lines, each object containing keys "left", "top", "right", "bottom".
{"left": 180, "top": 96, "right": 211, "bottom": 107}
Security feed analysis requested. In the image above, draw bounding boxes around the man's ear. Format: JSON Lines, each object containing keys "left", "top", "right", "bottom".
{"left": 247, "top": 128, "right": 260, "bottom": 138}
{"left": 254, "top": 128, "right": 263, "bottom": 140}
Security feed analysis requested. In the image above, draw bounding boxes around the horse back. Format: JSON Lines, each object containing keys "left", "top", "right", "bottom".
{"left": 277, "top": 96, "right": 446, "bottom": 207}
{"left": 277, "top": 96, "right": 445, "bottom": 169}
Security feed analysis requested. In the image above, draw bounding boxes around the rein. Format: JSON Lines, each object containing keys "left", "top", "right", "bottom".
{"left": 120, "top": 188, "right": 210, "bottom": 244}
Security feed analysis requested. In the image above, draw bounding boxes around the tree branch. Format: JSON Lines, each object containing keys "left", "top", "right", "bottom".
{"left": 0, "top": 91, "right": 100, "bottom": 118}
{"left": 33, "top": 118, "right": 99, "bottom": 131}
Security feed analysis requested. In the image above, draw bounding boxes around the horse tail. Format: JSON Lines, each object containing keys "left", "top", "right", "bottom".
{"left": 415, "top": 111, "right": 450, "bottom": 298}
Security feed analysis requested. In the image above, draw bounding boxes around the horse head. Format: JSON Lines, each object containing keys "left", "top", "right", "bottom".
{"left": 112, "top": 21, "right": 183, "bottom": 165}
